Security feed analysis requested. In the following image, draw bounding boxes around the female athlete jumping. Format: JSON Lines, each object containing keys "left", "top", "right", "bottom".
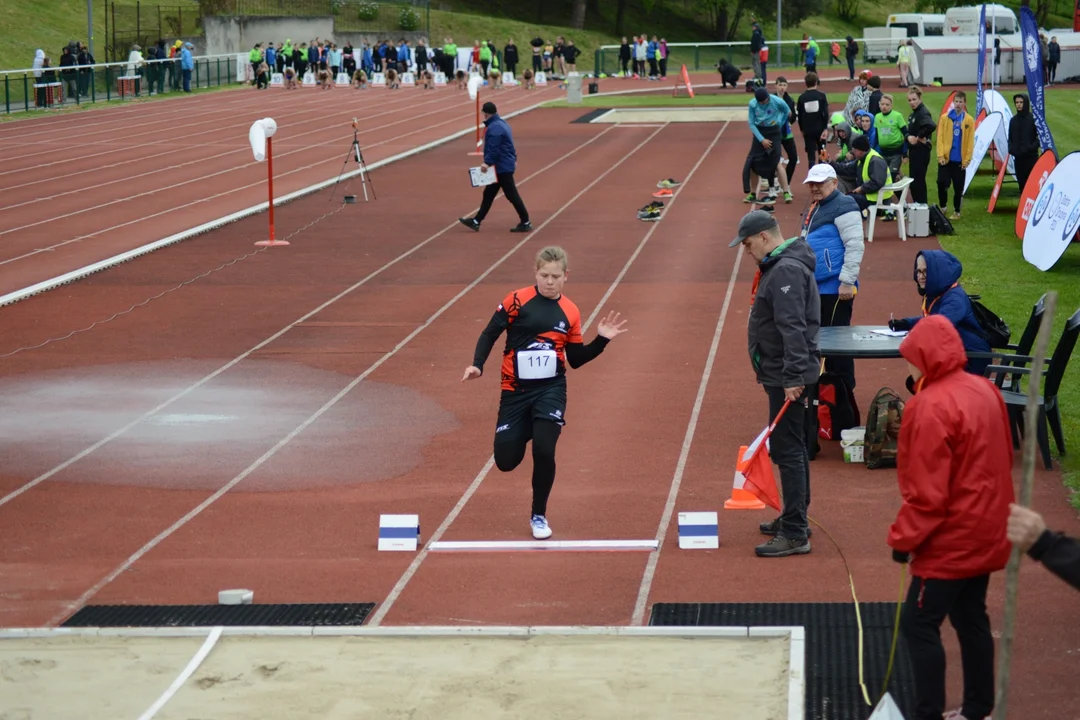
{"left": 462, "top": 246, "right": 628, "bottom": 539}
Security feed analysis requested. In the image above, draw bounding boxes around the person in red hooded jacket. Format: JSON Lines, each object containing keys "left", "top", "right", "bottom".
{"left": 887, "top": 315, "right": 1015, "bottom": 720}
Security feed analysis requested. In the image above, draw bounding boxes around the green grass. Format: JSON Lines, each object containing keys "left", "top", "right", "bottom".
{"left": 0, "top": 0, "right": 105, "bottom": 71}
{"left": 548, "top": 87, "right": 1080, "bottom": 506}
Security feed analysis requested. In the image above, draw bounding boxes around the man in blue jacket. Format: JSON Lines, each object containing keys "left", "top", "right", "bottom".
{"left": 800, "top": 163, "right": 864, "bottom": 392}
{"left": 888, "top": 249, "right": 991, "bottom": 376}
{"left": 460, "top": 102, "right": 532, "bottom": 233}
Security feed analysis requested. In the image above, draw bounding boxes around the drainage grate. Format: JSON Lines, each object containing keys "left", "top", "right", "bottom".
{"left": 571, "top": 108, "right": 612, "bottom": 124}
{"left": 61, "top": 602, "right": 375, "bottom": 628}
{"left": 649, "top": 602, "right": 915, "bottom": 720}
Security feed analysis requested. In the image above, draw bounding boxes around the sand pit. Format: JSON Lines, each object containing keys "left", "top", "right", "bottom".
{"left": 0, "top": 627, "right": 801, "bottom": 719}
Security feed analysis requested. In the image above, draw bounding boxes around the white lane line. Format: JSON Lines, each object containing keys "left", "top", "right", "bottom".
{"left": 45, "top": 125, "right": 661, "bottom": 627}
{"left": 135, "top": 626, "right": 223, "bottom": 720}
{"left": 630, "top": 242, "right": 746, "bottom": 626}
{"left": 367, "top": 121, "right": 730, "bottom": 628}
{"left": 0, "top": 126, "right": 616, "bottom": 511}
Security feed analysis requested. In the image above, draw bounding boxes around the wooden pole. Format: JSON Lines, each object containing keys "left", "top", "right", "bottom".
{"left": 993, "top": 290, "right": 1057, "bottom": 720}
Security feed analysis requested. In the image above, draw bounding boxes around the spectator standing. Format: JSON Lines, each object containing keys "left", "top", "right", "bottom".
{"left": 530, "top": 35, "right": 543, "bottom": 74}
{"left": 180, "top": 42, "right": 193, "bottom": 92}
{"left": 799, "top": 163, "right": 863, "bottom": 393}
{"left": 618, "top": 37, "right": 631, "bottom": 77}
{"left": 1008, "top": 93, "right": 1040, "bottom": 194}
{"left": 796, "top": 71, "right": 830, "bottom": 171}
{"left": 634, "top": 35, "right": 647, "bottom": 77}
{"left": 1048, "top": 36, "right": 1060, "bottom": 84}
{"left": 750, "top": 22, "right": 764, "bottom": 80}
{"left": 504, "top": 39, "right": 518, "bottom": 77}
{"left": 905, "top": 86, "right": 937, "bottom": 205}
{"left": 59, "top": 46, "right": 78, "bottom": 101}
{"left": 845, "top": 36, "right": 859, "bottom": 80}
{"left": 936, "top": 91, "right": 974, "bottom": 220}
{"left": 459, "top": 102, "right": 532, "bottom": 234}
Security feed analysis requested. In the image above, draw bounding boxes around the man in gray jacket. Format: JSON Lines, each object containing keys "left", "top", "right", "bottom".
{"left": 731, "top": 210, "right": 821, "bottom": 557}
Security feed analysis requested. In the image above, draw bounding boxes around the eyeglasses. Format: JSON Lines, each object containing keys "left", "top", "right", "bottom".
{"left": 915, "top": 269, "right": 927, "bottom": 277}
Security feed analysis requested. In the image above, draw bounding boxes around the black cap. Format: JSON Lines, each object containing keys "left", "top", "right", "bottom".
{"left": 729, "top": 209, "right": 779, "bottom": 248}
{"left": 754, "top": 86, "right": 770, "bottom": 103}
{"left": 482, "top": 101, "right": 497, "bottom": 115}
{"left": 851, "top": 134, "right": 870, "bottom": 152}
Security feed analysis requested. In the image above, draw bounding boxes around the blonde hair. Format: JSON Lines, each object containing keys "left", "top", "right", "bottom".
{"left": 881, "top": 93, "right": 893, "bottom": 104}
{"left": 536, "top": 246, "right": 568, "bottom": 271}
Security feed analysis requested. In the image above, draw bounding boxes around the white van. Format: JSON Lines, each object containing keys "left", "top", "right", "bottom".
{"left": 887, "top": 13, "right": 947, "bottom": 38}
{"left": 944, "top": 4, "right": 1019, "bottom": 35}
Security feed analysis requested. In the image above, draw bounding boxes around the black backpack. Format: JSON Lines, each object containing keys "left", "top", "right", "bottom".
{"left": 970, "top": 299, "right": 1012, "bottom": 347}
{"left": 928, "top": 205, "right": 955, "bottom": 235}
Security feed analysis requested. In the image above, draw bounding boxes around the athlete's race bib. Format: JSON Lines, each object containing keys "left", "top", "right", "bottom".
{"left": 516, "top": 349, "right": 557, "bottom": 380}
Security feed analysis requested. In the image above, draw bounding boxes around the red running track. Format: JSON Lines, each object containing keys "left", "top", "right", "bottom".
{"left": 0, "top": 106, "right": 1078, "bottom": 719}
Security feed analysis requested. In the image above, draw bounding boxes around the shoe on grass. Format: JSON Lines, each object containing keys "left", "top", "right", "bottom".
{"left": 531, "top": 514, "right": 552, "bottom": 539}
{"left": 459, "top": 217, "right": 480, "bottom": 231}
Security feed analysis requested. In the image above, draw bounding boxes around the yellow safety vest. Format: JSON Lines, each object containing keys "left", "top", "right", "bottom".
{"left": 862, "top": 148, "right": 893, "bottom": 202}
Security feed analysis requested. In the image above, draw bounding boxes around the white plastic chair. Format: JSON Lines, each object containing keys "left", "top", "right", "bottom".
{"left": 866, "top": 177, "right": 914, "bottom": 242}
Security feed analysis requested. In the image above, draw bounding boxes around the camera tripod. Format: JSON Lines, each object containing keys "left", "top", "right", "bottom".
{"left": 330, "top": 118, "right": 377, "bottom": 203}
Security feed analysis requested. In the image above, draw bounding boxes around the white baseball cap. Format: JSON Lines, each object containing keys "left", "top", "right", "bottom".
{"left": 803, "top": 163, "right": 837, "bottom": 184}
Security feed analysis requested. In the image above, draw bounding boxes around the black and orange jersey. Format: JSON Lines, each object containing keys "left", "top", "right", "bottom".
{"left": 472, "top": 285, "right": 609, "bottom": 391}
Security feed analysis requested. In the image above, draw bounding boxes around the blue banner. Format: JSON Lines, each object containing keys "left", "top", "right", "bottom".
{"left": 976, "top": 3, "right": 987, "bottom": 114}
{"left": 1020, "top": 6, "right": 1058, "bottom": 156}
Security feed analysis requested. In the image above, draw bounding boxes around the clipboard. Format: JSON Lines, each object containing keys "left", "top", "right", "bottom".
{"left": 468, "top": 166, "right": 496, "bottom": 187}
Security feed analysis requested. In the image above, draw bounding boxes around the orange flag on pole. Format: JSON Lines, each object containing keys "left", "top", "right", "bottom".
{"left": 733, "top": 401, "right": 791, "bottom": 512}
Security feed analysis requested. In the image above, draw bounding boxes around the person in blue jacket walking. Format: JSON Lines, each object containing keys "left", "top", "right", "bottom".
{"left": 888, "top": 249, "right": 991, "bottom": 376}
{"left": 460, "top": 102, "right": 532, "bottom": 233}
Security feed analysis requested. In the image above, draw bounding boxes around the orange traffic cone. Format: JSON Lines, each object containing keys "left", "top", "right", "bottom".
{"left": 724, "top": 445, "right": 767, "bottom": 510}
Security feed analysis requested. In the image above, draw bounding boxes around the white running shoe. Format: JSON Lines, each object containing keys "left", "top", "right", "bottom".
{"left": 531, "top": 514, "right": 553, "bottom": 539}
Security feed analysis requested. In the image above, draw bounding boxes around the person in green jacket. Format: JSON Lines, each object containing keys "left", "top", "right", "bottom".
{"left": 479, "top": 41, "right": 492, "bottom": 76}
{"left": 873, "top": 94, "right": 908, "bottom": 179}
{"left": 444, "top": 38, "right": 458, "bottom": 75}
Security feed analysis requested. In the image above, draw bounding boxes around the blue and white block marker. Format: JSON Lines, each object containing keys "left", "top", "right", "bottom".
{"left": 677, "top": 511, "right": 719, "bottom": 549}
{"left": 378, "top": 514, "right": 420, "bottom": 551}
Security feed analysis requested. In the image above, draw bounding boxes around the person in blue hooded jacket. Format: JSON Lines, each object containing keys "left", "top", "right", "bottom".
{"left": 460, "top": 102, "right": 532, "bottom": 233}
{"left": 888, "top": 250, "right": 990, "bottom": 376}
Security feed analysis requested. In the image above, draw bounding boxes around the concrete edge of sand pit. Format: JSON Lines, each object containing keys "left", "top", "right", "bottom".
{"left": 0, "top": 624, "right": 805, "bottom": 719}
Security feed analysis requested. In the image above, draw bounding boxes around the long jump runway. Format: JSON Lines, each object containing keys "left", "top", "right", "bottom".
{"left": 0, "top": 103, "right": 1078, "bottom": 719}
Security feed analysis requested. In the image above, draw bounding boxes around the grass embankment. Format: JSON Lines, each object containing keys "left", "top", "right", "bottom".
{"left": 548, "top": 87, "right": 1080, "bottom": 506}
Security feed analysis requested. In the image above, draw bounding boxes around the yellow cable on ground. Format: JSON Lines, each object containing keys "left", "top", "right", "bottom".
{"left": 808, "top": 516, "right": 907, "bottom": 707}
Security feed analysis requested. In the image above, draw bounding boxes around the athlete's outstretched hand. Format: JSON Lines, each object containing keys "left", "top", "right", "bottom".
{"left": 462, "top": 366, "right": 482, "bottom": 382}
{"left": 596, "top": 311, "right": 628, "bottom": 340}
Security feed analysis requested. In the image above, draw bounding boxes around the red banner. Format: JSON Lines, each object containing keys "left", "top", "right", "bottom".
{"left": 1015, "top": 151, "right": 1059, "bottom": 238}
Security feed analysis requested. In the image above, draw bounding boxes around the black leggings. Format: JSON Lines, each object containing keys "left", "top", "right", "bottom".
{"left": 937, "top": 160, "right": 965, "bottom": 213}
{"left": 782, "top": 136, "right": 798, "bottom": 184}
{"left": 494, "top": 419, "right": 562, "bottom": 516}
{"left": 475, "top": 171, "right": 529, "bottom": 224}
{"left": 909, "top": 143, "right": 931, "bottom": 204}
{"left": 901, "top": 574, "right": 994, "bottom": 720}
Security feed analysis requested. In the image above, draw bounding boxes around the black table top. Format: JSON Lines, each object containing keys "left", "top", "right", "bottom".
{"left": 818, "top": 325, "right": 906, "bottom": 359}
